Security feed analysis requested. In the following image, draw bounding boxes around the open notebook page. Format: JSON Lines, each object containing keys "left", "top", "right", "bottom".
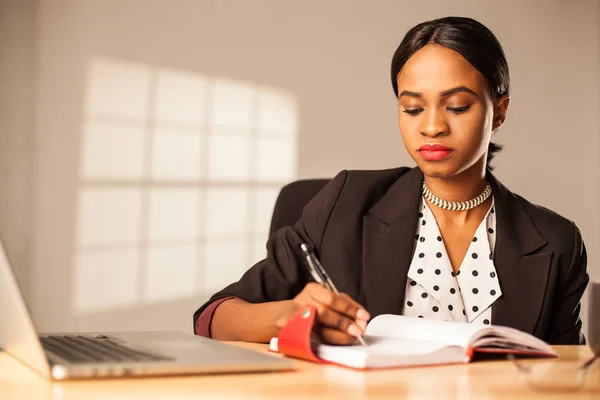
{"left": 366, "top": 315, "right": 555, "bottom": 354}
{"left": 366, "top": 314, "right": 487, "bottom": 348}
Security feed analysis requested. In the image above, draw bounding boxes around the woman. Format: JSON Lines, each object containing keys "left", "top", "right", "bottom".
{"left": 193, "top": 16, "right": 589, "bottom": 345}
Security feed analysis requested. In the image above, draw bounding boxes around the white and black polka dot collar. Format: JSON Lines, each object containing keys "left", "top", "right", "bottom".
{"left": 403, "top": 197, "right": 502, "bottom": 325}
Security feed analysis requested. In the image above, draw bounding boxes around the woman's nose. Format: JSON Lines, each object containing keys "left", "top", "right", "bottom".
{"left": 420, "top": 108, "right": 449, "bottom": 138}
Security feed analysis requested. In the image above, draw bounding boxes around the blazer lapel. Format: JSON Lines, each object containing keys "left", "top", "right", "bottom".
{"left": 489, "top": 173, "right": 551, "bottom": 334}
{"left": 362, "top": 168, "right": 423, "bottom": 317}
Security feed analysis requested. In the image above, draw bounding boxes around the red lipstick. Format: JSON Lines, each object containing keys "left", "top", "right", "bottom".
{"left": 418, "top": 144, "right": 454, "bottom": 161}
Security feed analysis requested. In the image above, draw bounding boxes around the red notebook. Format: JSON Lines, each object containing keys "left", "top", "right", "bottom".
{"left": 269, "top": 305, "right": 557, "bottom": 369}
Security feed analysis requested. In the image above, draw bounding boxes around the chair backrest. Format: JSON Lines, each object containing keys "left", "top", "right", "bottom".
{"left": 269, "top": 179, "right": 330, "bottom": 236}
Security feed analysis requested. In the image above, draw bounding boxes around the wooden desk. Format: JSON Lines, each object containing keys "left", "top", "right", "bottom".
{"left": 1, "top": 344, "right": 598, "bottom": 399}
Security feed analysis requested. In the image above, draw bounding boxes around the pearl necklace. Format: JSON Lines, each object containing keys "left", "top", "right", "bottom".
{"left": 422, "top": 182, "right": 492, "bottom": 211}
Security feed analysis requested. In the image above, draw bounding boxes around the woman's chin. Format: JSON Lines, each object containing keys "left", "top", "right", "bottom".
{"left": 416, "top": 161, "right": 460, "bottom": 179}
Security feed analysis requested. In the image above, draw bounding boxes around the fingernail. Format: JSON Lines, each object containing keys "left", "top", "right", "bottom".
{"left": 347, "top": 324, "right": 363, "bottom": 338}
{"left": 356, "top": 309, "right": 370, "bottom": 321}
{"left": 357, "top": 319, "right": 367, "bottom": 331}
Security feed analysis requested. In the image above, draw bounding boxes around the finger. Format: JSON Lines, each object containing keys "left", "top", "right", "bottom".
{"left": 307, "top": 285, "right": 360, "bottom": 319}
{"left": 316, "top": 306, "right": 363, "bottom": 337}
{"left": 338, "top": 293, "right": 370, "bottom": 321}
{"left": 318, "top": 326, "right": 357, "bottom": 346}
{"left": 355, "top": 319, "right": 367, "bottom": 331}
{"left": 303, "top": 283, "right": 370, "bottom": 323}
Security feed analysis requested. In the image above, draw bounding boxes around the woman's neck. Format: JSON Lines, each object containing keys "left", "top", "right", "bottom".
{"left": 423, "top": 161, "right": 488, "bottom": 203}
{"left": 423, "top": 160, "right": 490, "bottom": 225}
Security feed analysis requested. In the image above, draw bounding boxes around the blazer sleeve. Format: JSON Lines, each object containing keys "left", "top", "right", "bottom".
{"left": 192, "top": 170, "right": 349, "bottom": 331}
{"left": 544, "top": 222, "right": 590, "bottom": 345}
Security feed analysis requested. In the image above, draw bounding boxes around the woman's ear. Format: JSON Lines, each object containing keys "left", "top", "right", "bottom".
{"left": 492, "top": 95, "right": 511, "bottom": 131}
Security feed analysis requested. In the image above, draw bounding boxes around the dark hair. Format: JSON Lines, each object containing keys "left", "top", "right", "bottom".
{"left": 391, "top": 17, "right": 509, "bottom": 168}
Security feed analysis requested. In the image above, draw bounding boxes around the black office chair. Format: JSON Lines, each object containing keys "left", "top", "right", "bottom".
{"left": 268, "top": 179, "right": 330, "bottom": 236}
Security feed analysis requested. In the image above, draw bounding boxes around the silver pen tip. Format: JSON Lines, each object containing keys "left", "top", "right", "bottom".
{"left": 300, "top": 244, "right": 308, "bottom": 251}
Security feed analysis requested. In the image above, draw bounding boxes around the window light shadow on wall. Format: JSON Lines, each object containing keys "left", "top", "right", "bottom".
{"left": 73, "top": 58, "right": 298, "bottom": 314}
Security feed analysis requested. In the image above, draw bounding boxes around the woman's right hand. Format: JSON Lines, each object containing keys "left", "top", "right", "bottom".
{"left": 275, "top": 283, "right": 371, "bottom": 345}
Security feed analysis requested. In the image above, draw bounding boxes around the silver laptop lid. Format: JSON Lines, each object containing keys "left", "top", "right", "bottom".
{"left": 0, "top": 236, "right": 50, "bottom": 377}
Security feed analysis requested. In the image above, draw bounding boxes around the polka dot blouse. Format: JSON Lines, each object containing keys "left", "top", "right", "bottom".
{"left": 402, "top": 197, "right": 502, "bottom": 325}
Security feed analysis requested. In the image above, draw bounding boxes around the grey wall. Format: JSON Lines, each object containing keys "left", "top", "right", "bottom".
{"left": 0, "top": 0, "right": 36, "bottom": 296}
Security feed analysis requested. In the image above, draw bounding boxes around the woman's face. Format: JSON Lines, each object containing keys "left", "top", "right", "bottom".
{"left": 396, "top": 44, "right": 508, "bottom": 179}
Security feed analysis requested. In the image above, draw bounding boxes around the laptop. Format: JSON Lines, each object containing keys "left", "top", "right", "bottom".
{"left": 0, "top": 238, "right": 292, "bottom": 380}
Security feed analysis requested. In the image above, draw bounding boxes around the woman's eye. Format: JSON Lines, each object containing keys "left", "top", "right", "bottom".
{"left": 403, "top": 108, "right": 423, "bottom": 116}
{"left": 447, "top": 105, "right": 471, "bottom": 114}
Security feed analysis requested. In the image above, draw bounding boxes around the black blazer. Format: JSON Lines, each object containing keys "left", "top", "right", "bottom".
{"left": 194, "top": 167, "right": 589, "bottom": 344}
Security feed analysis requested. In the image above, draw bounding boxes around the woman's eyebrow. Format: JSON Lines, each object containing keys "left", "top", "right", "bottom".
{"left": 398, "top": 86, "right": 479, "bottom": 99}
{"left": 398, "top": 90, "right": 422, "bottom": 99}
{"left": 440, "top": 86, "right": 478, "bottom": 97}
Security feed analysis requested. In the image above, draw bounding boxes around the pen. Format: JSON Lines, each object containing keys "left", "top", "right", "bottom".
{"left": 300, "top": 243, "right": 368, "bottom": 346}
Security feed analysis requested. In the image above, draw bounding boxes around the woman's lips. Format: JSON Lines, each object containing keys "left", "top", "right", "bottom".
{"left": 418, "top": 144, "right": 454, "bottom": 161}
